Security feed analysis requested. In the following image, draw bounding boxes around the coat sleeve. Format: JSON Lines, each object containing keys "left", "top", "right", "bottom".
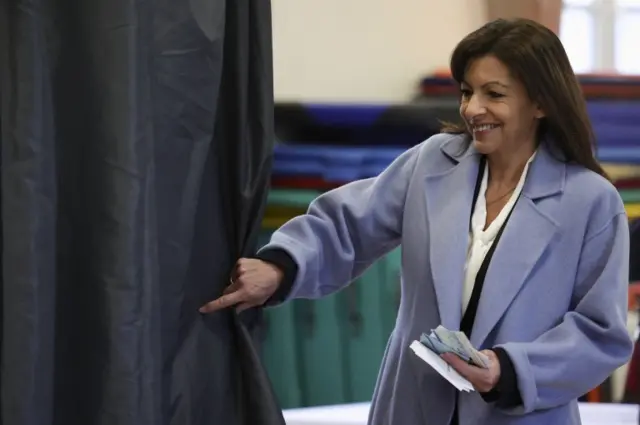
{"left": 256, "top": 142, "right": 423, "bottom": 301}
{"left": 495, "top": 211, "right": 634, "bottom": 415}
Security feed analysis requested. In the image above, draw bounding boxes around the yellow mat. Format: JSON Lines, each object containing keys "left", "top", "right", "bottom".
{"left": 603, "top": 164, "right": 640, "bottom": 180}
{"left": 626, "top": 204, "right": 640, "bottom": 219}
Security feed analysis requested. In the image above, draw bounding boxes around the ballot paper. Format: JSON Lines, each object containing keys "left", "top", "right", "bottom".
{"left": 410, "top": 325, "right": 492, "bottom": 391}
{"left": 422, "top": 325, "right": 490, "bottom": 368}
{"left": 409, "top": 340, "right": 474, "bottom": 392}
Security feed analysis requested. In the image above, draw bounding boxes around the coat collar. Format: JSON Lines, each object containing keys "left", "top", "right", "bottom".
{"left": 437, "top": 133, "right": 566, "bottom": 201}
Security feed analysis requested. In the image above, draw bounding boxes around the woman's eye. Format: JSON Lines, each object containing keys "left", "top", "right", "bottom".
{"left": 488, "top": 91, "right": 504, "bottom": 98}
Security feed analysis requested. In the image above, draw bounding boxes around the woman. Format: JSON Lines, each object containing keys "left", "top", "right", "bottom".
{"left": 201, "top": 18, "right": 634, "bottom": 424}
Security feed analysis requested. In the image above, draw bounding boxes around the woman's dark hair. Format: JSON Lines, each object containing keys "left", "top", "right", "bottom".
{"left": 442, "top": 18, "right": 607, "bottom": 179}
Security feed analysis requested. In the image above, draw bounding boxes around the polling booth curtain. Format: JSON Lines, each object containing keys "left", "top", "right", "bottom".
{"left": 0, "top": 1, "right": 284, "bottom": 425}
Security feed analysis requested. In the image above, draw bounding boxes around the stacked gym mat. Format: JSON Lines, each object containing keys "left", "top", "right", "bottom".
{"left": 261, "top": 78, "right": 640, "bottom": 409}
{"left": 261, "top": 104, "right": 419, "bottom": 409}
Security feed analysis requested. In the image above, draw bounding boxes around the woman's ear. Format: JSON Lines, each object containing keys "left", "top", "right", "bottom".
{"left": 534, "top": 104, "right": 546, "bottom": 119}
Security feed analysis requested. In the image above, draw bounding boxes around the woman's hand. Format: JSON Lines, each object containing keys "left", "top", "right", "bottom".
{"left": 199, "top": 258, "right": 283, "bottom": 314}
{"left": 441, "top": 349, "right": 501, "bottom": 393}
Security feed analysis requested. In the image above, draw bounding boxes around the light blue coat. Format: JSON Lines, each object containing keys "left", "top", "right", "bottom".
{"left": 260, "top": 133, "right": 634, "bottom": 425}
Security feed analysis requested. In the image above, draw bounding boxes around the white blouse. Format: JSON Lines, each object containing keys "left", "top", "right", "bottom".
{"left": 461, "top": 153, "right": 537, "bottom": 315}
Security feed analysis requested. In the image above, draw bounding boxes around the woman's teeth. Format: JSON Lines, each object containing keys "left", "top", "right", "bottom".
{"left": 473, "top": 124, "right": 499, "bottom": 132}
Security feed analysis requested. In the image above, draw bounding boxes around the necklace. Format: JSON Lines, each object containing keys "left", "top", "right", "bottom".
{"left": 486, "top": 185, "right": 517, "bottom": 205}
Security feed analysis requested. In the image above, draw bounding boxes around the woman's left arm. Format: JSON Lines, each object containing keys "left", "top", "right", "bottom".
{"left": 495, "top": 211, "right": 634, "bottom": 415}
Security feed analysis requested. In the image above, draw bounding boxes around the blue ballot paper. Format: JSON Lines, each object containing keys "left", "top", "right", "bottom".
{"left": 420, "top": 332, "right": 472, "bottom": 363}
{"left": 418, "top": 325, "right": 490, "bottom": 368}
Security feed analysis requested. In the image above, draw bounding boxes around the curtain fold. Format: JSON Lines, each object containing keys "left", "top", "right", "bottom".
{"left": 0, "top": 0, "right": 282, "bottom": 424}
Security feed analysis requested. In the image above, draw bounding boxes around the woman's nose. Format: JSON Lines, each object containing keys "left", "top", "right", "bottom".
{"left": 463, "top": 94, "right": 486, "bottom": 120}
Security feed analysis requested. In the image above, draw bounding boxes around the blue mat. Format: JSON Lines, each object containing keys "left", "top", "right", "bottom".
{"left": 597, "top": 147, "right": 640, "bottom": 164}
{"left": 273, "top": 145, "right": 405, "bottom": 182}
{"left": 303, "top": 104, "right": 390, "bottom": 127}
{"left": 588, "top": 101, "right": 640, "bottom": 124}
{"left": 273, "top": 144, "right": 640, "bottom": 182}
{"left": 594, "top": 124, "right": 640, "bottom": 146}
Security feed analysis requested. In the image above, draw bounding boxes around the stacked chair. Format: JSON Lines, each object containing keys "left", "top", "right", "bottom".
{"left": 260, "top": 75, "right": 640, "bottom": 409}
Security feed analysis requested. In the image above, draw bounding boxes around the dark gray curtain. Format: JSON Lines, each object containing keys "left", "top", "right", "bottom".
{"left": 0, "top": 0, "right": 284, "bottom": 424}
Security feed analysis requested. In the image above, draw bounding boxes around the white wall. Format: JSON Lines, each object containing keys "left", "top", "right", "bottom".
{"left": 272, "top": 0, "right": 487, "bottom": 103}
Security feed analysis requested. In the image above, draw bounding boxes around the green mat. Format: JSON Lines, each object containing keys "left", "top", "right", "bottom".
{"left": 267, "top": 189, "right": 320, "bottom": 209}
{"left": 621, "top": 190, "right": 640, "bottom": 204}
{"left": 269, "top": 188, "right": 640, "bottom": 206}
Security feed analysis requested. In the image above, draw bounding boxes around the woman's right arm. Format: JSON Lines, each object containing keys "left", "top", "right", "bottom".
{"left": 257, "top": 141, "right": 423, "bottom": 303}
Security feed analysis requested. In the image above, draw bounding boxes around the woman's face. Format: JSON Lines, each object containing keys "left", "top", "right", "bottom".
{"left": 459, "top": 55, "right": 544, "bottom": 156}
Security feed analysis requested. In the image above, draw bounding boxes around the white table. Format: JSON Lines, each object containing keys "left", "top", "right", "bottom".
{"left": 283, "top": 401, "right": 639, "bottom": 425}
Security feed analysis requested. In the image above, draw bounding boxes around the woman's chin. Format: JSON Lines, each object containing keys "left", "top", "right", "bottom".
{"left": 472, "top": 138, "right": 496, "bottom": 155}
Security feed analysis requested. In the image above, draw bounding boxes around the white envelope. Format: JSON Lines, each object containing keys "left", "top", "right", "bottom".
{"left": 409, "top": 340, "right": 475, "bottom": 392}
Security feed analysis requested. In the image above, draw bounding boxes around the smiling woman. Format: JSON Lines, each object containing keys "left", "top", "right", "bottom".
{"left": 443, "top": 18, "right": 606, "bottom": 180}
{"left": 201, "top": 18, "right": 633, "bottom": 425}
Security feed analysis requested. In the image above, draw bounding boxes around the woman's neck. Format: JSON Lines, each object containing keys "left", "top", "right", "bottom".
{"left": 486, "top": 144, "right": 536, "bottom": 185}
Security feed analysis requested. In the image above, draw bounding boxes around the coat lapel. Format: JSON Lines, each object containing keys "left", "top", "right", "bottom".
{"left": 470, "top": 144, "right": 564, "bottom": 348}
{"left": 423, "top": 136, "right": 480, "bottom": 330}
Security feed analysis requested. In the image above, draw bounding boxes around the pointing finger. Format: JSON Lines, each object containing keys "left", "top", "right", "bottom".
{"left": 199, "top": 289, "right": 245, "bottom": 314}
